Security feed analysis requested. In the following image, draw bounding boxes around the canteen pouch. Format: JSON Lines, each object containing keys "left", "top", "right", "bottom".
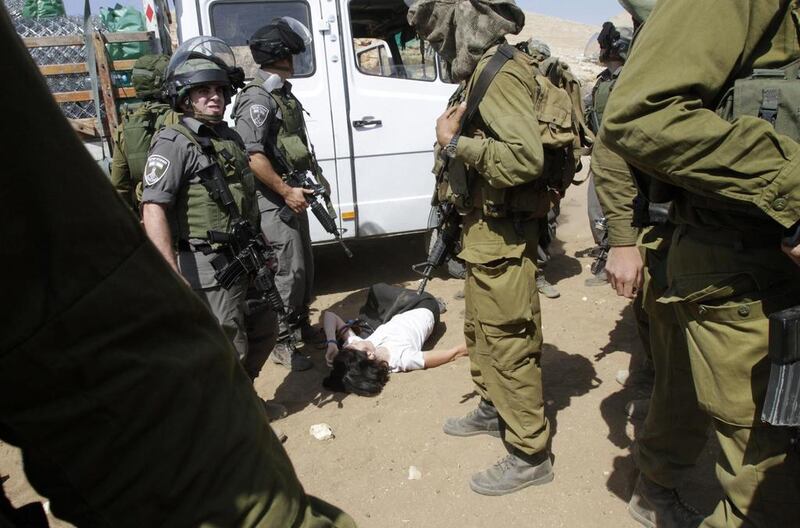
{"left": 762, "top": 305, "right": 800, "bottom": 427}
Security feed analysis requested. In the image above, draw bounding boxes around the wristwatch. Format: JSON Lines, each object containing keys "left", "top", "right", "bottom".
{"left": 444, "top": 135, "right": 460, "bottom": 159}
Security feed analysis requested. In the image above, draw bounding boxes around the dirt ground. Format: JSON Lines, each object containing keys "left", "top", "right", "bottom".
{"left": 1, "top": 161, "right": 724, "bottom": 527}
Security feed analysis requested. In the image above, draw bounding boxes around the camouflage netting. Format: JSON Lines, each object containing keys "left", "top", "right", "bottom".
{"left": 6, "top": 0, "right": 106, "bottom": 120}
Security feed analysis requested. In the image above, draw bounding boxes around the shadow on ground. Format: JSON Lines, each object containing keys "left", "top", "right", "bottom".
{"left": 542, "top": 343, "right": 602, "bottom": 445}
{"left": 596, "top": 303, "right": 723, "bottom": 514}
{"left": 313, "top": 232, "right": 431, "bottom": 296}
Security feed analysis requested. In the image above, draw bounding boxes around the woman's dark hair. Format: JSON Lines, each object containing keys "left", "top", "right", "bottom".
{"left": 322, "top": 347, "right": 390, "bottom": 396}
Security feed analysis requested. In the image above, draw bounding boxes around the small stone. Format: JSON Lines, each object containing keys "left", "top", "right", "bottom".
{"left": 309, "top": 423, "right": 334, "bottom": 441}
{"left": 408, "top": 466, "right": 422, "bottom": 480}
{"left": 581, "top": 296, "right": 588, "bottom": 302}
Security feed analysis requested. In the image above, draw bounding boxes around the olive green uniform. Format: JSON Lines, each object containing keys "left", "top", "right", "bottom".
{"left": 232, "top": 70, "right": 315, "bottom": 325}
{"left": 451, "top": 45, "right": 550, "bottom": 457}
{"left": 592, "top": 132, "right": 710, "bottom": 490}
{"left": 603, "top": 1, "right": 800, "bottom": 525}
{"left": 142, "top": 117, "right": 258, "bottom": 361}
{"left": 2, "top": 9, "right": 355, "bottom": 526}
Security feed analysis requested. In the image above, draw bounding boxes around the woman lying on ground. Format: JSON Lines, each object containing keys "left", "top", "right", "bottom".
{"left": 321, "top": 307, "right": 467, "bottom": 396}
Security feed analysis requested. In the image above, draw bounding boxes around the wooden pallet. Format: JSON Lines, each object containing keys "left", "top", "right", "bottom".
{"left": 23, "top": 30, "right": 156, "bottom": 141}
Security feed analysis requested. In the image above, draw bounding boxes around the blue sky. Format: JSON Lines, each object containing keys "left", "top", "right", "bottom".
{"left": 518, "top": 0, "right": 623, "bottom": 24}
{"left": 65, "top": 0, "right": 623, "bottom": 25}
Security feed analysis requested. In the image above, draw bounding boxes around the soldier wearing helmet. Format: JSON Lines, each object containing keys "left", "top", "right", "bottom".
{"left": 140, "top": 37, "right": 265, "bottom": 371}
{"left": 231, "top": 17, "right": 320, "bottom": 372}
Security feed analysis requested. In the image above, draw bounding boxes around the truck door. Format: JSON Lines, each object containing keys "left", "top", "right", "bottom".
{"left": 340, "top": 0, "right": 454, "bottom": 236}
{"left": 198, "top": 0, "right": 351, "bottom": 243}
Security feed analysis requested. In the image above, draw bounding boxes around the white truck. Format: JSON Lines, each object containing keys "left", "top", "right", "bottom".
{"left": 175, "top": 0, "right": 456, "bottom": 243}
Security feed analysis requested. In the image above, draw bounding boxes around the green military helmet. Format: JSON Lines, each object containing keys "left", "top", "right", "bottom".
{"left": 618, "top": 0, "right": 657, "bottom": 23}
{"left": 526, "top": 38, "right": 551, "bottom": 60}
{"left": 248, "top": 17, "right": 312, "bottom": 66}
{"left": 166, "top": 36, "right": 245, "bottom": 109}
{"left": 131, "top": 53, "right": 169, "bottom": 101}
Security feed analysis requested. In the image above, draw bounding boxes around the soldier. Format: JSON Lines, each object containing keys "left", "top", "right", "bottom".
{"left": 141, "top": 36, "right": 258, "bottom": 365}
{"left": 603, "top": 0, "right": 800, "bottom": 526}
{"left": 518, "top": 38, "right": 561, "bottom": 300}
{"left": 584, "top": 22, "right": 632, "bottom": 287}
{"left": 408, "top": 0, "right": 555, "bottom": 495}
{"left": 593, "top": 3, "right": 710, "bottom": 527}
{"left": 232, "top": 18, "right": 322, "bottom": 371}
{"left": 2, "top": 5, "right": 354, "bottom": 525}
{"left": 110, "top": 53, "right": 179, "bottom": 213}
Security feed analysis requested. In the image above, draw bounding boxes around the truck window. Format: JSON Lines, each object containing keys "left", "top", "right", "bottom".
{"left": 209, "top": 1, "right": 315, "bottom": 79}
{"left": 349, "top": 0, "right": 436, "bottom": 81}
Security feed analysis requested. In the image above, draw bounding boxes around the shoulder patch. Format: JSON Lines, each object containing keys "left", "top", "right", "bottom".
{"left": 143, "top": 154, "right": 171, "bottom": 186}
{"left": 250, "top": 104, "right": 269, "bottom": 128}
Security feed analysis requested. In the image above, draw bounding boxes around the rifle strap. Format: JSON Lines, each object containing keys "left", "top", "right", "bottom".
{"left": 458, "top": 42, "right": 515, "bottom": 136}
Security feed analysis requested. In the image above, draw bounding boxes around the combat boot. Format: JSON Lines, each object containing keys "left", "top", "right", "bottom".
{"left": 628, "top": 474, "right": 704, "bottom": 528}
{"left": 262, "top": 399, "right": 288, "bottom": 422}
{"left": 536, "top": 275, "right": 560, "bottom": 299}
{"left": 443, "top": 399, "right": 501, "bottom": 438}
{"left": 270, "top": 342, "right": 313, "bottom": 371}
{"left": 469, "top": 451, "right": 554, "bottom": 496}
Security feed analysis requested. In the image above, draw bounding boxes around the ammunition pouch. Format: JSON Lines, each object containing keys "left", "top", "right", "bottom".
{"left": 763, "top": 305, "right": 800, "bottom": 427}
{"left": 716, "top": 58, "right": 800, "bottom": 141}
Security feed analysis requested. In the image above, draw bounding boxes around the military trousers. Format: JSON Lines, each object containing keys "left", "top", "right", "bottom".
{"left": 463, "top": 242, "right": 550, "bottom": 457}
{"left": 635, "top": 229, "right": 710, "bottom": 490}
{"left": 258, "top": 192, "right": 315, "bottom": 324}
{"left": 663, "top": 225, "right": 800, "bottom": 527}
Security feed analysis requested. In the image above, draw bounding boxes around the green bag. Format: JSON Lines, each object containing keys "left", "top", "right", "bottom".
{"left": 100, "top": 4, "right": 148, "bottom": 61}
{"left": 22, "top": 0, "right": 65, "bottom": 18}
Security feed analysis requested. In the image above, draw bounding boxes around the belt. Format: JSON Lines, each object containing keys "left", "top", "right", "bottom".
{"left": 679, "top": 224, "right": 780, "bottom": 250}
{"left": 177, "top": 239, "right": 216, "bottom": 254}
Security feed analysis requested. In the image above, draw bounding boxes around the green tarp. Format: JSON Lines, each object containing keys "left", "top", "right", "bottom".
{"left": 22, "top": 0, "right": 66, "bottom": 19}
{"left": 100, "top": 3, "right": 148, "bottom": 60}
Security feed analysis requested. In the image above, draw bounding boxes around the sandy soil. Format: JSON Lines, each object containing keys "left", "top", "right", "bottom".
{"left": 1, "top": 161, "right": 723, "bottom": 527}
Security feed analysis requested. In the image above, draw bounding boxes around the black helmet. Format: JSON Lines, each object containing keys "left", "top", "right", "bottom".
{"left": 165, "top": 36, "right": 245, "bottom": 109}
{"left": 598, "top": 22, "right": 633, "bottom": 62}
{"left": 248, "top": 17, "right": 312, "bottom": 66}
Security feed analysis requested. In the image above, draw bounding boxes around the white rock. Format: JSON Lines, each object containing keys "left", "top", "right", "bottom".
{"left": 309, "top": 423, "right": 334, "bottom": 441}
{"left": 408, "top": 466, "right": 422, "bottom": 480}
{"left": 581, "top": 296, "right": 588, "bottom": 302}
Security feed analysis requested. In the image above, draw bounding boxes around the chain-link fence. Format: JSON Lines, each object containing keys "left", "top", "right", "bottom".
{"left": 7, "top": 0, "right": 107, "bottom": 120}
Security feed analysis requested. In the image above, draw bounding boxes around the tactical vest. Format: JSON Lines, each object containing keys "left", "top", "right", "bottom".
{"left": 434, "top": 45, "right": 578, "bottom": 220}
{"left": 237, "top": 81, "right": 314, "bottom": 172}
{"left": 270, "top": 89, "right": 314, "bottom": 172}
{"left": 589, "top": 69, "right": 617, "bottom": 133}
{"left": 169, "top": 122, "right": 258, "bottom": 243}
{"left": 118, "top": 101, "right": 180, "bottom": 203}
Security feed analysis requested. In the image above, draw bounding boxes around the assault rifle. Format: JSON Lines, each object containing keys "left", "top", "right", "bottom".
{"left": 412, "top": 202, "right": 462, "bottom": 295}
{"left": 590, "top": 217, "right": 609, "bottom": 277}
{"left": 270, "top": 144, "right": 353, "bottom": 258}
{"left": 196, "top": 160, "right": 294, "bottom": 347}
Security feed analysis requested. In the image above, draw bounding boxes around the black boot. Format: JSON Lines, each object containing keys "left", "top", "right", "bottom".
{"left": 628, "top": 474, "right": 704, "bottom": 528}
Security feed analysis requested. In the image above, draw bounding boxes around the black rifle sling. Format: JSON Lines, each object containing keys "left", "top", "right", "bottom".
{"left": 455, "top": 43, "right": 515, "bottom": 195}
{"left": 459, "top": 43, "right": 515, "bottom": 135}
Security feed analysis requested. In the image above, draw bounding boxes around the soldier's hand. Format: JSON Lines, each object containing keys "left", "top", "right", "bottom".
{"left": 436, "top": 102, "right": 467, "bottom": 147}
{"left": 284, "top": 187, "right": 313, "bottom": 213}
{"left": 781, "top": 242, "right": 800, "bottom": 268}
{"left": 605, "top": 245, "right": 644, "bottom": 299}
